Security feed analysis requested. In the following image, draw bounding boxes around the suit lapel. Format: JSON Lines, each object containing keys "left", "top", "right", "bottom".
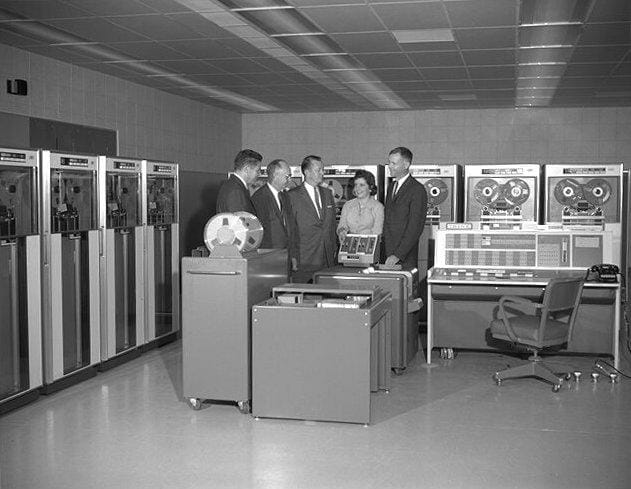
{"left": 299, "top": 184, "right": 321, "bottom": 221}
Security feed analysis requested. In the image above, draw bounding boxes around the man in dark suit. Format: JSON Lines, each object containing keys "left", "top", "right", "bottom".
{"left": 215, "top": 149, "right": 262, "bottom": 214}
{"left": 286, "top": 155, "right": 337, "bottom": 283}
{"left": 383, "top": 146, "right": 428, "bottom": 269}
{"left": 252, "top": 159, "right": 291, "bottom": 249}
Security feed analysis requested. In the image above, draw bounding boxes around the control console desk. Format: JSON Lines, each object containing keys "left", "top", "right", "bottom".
{"left": 427, "top": 229, "right": 622, "bottom": 367}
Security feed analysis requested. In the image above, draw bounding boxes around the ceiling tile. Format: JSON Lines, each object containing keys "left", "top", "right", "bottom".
{"left": 0, "top": 27, "right": 45, "bottom": 47}
{"left": 518, "top": 47, "right": 572, "bottom": 64}
{"left": 331, "top": 32, "right": 400, "bottom": 53}
{"left": 419, "top": 67, "right": 469, "bottom": 80}
{"left": 163, "top": 39, "right": 241, "bottom": 58}
{"left": 165, "top": 13, "right": 232, "bottom": 38}
{"left": 579, "top": 23, "right": 631, "bottom": 46}
{"left": 408, "top": 51, "right": 464, "bottom": 68}
{"left": 134, "top": 0, "right": 192, "bottom": 14}
{"left": 471, "top": 78, "right": 516, "bottom": 89}
{"left": 63, "top": 0, "right": 156, "bottom": 16}
{"left": 45, "top": 18, "right": 149, "bottom": 42}
{"left": 109, "top": 14, "right": 206, "bottom": 41}
{"left": 611, "top": 63, "right": 631, "bottom": 76}
{"left": 238, "top": 72, "right": 302, "bottom": 85}
{"left": 399, "top": 41, "right": 459, "bottom": 52}
{"left": 383, "top": 80, "right": 430, "bottom": 91}
{"left": 0, "top": 1, "right": 92, "bottom": 19}
{"left": 188, "top": 73, "right": 252, "bottom": 86}
{"left": 558, "top": 77, "right": 606, "bottom": 88}
{"left": 371, "top": 2, "right": 449, "bottom": 30}
{"left": 109, "top": 41, "right": 187, "bottom": 60}
{"left": 519, "top": 25, "right": 582, "bottom": 47}
{"left": 354, "top": 53, "right": 413, "bottom": 69}
{"left": 468, "top": 65, "right": 516, "bottom": 79}
{"left": 454, "top": 27, "right": 516, "bottom": 50}
{"left": 300, "top": 5, "right": 384, "bottom": 33}
{"left": 601, "top": 76, "right": 631, "bottom": 88}
{"left": 25, "top": 45, "right": 100, "bottom": 63}
{"left": 372, "top": 68, "right": 423, "bottom": 82}
{"left": 445, "top": 0, "right": 518, "bottom": 28}
{"left": 208, "top": 58, "right": 271, "bottom": 73}
{"left": 428, "top": 79, "right": 473, "bottom": 90}
{"left": 564, "top": 63, "right": 616, "bottom": 77}
{"left": 570, "top": 46, "right": 630, "bottom": 63}
{"left": 153, "top": 59, "right": 217, "bottom": 73}
{"left": 516, "top": 64, "right": 565, "bottom": 77}
{"left": 587, "top": 0, "right": 631, "bottom": 23}
{"left": 475, "top": 89, "right": 515, "bottom": 99}
{"left": 462, "top": 49, "right": 515, "bottom": 65}
{"left": 219, "top": 38, "right": 270, "bottom": 57}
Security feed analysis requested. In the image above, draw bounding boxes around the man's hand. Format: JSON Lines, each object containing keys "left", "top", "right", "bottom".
{"left": 291, "top": 258, "right": 298, "bottom": 271}
{"left": 385, "top": 255, "right": 400, "bottom": 266}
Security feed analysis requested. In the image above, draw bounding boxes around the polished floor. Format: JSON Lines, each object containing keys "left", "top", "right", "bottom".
{"left": 2, "top": 341, "right": 631, "bottom": 489}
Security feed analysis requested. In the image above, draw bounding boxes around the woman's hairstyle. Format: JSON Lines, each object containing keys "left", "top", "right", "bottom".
{"left": 352, "top": 169, "right": 377, "bottom": 196}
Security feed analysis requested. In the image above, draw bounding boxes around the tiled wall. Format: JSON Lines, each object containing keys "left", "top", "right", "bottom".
{"left": 243, "top": 107, "right": 631, "bottom": 169}
{"left": 0, "top": 43, "right": 241, "bottom": 172}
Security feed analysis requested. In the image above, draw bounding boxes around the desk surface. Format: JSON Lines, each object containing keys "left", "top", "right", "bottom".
{"left": 428, "top": 267, "right": 620, "bottom": 288}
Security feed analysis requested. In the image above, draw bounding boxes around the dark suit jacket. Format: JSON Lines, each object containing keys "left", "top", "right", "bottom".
{"left": 383, "top": 175, "right": 428, "bottom": 269}
{"left": 215, "top": 174, "right": 256, "bottom": 215}
{"left": 286, "top": 184, "right": 337, "bottom": 277}
{"left": 252, "top": 185, "right": 288, "bottom": 249}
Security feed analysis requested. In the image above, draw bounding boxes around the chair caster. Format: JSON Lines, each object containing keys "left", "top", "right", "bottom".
{"left": 493, "top": 373, "right": 502, "bottom": 386}
{"left": 237, "top": 400, "right": 251, "bottom": 414}
{"left": 188, "top": 398, "right": 202, "bottom": 410}
{"left": 440, "top": 348, "right": 455, "bottom": 359}
{"left": 552, "top": 384, "right": 561, "bottom": 393}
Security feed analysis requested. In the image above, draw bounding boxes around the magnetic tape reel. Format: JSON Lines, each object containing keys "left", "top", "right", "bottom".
{"left": 203, "top": 211, "right": 264, "bottom": 253}
{"left": 425, "top": 178, "right": 449, "bottom": 206}
{"left": 502, "top": 178, "right": 530, "bottom": 207}
{"left": 582, "top": 178, "right": 612, "bottom": 206}
{"left": 553, "top": 178, "right": 583, "bottom": 207}
{"left": 324, "top": 179, "right": 346, "bottom": 204}
{"left": 473, "top": 178, "right": 500, "bottom": 205}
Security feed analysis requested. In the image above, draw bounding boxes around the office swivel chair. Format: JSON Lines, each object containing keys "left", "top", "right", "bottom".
{"left": 489, "top": 276, "right": 584, "bottom": 392}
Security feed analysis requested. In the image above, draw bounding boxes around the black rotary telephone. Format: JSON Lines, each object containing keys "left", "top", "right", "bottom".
{"left": 586, "top": 264, "right": 620, "bottom": 283}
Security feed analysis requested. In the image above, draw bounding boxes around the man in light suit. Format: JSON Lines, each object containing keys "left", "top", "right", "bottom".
{"left": 286, "top": 155, "right": 337, "bottom": 283}
{"left": 252, "top": 159, "right": 291, "bottom": 249}
{"left": 215, "top": 149, "right": 262, "bottom": 214}
{"left": 383, "top": 146, "right": 428, "bottom": 269}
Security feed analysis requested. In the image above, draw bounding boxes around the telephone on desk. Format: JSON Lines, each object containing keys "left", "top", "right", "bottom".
{"left": 586, "top": 264, "right": 619, "bottom": 283}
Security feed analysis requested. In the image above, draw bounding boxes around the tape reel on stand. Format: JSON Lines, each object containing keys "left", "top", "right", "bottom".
{"left": 203, "top": 211, "right": 264, "bottom": 254}
{"left": 425, "top": 178, "right": 449, "bottom": 206}
{"left": 502, "top": 178, "right": 530, "bottom": 207}
{"left": 582, "top": 178, "right": 612, "bottom": 207}
{"left": 473, "top": 178, "right": 500, "bottom": 205}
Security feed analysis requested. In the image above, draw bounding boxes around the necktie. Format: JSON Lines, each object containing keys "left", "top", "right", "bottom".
{"left": 391, "top": 180, "right": 398, "bottom": 199}
{"left": 314, "top": 187, "right": 322, "bottom": 218}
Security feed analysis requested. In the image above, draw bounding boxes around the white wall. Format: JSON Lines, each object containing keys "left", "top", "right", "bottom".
{"left": 0, "top": 43, "right": 242, "bottom": 172}
{"left": 243, "top": 107, "right": 631, "bottom": 169}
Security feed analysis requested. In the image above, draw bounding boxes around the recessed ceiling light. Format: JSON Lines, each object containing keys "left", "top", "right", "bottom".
{"left": 392, "top": 29, "right": 454, "bottom": 43}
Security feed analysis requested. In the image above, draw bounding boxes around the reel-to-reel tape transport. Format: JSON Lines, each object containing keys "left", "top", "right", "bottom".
{"left": 464, "top": 164, "right": 540, "bottom": 228}
{"left": 544, "top": 164, "right": 622, "bottom": 226}
{"left": 545, "top": 163, "right": 623, "bottom": 267}
{"left": 407, "top": 165, "right": 461, "bottom": 224}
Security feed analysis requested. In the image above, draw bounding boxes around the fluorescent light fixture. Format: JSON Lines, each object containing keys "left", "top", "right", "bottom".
{"left": 269, "top": 32, "right": 325, "bottom": 37}
{"left": 519, "top": 45, "right": 573, "bottom": 49}
{"left": 520, "top": 21, "right": 582, "bottom": 27}
{"left": 231, "top": 6, "right": 294, "bottom": 11}
{"left": 392, "top": 29, "right": 454, "bottom": 43}
{"left": 300, "top": 52, "right": 349, "bottom": 57}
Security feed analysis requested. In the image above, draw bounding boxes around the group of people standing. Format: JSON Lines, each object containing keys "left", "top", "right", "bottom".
{"left": 215, "top": 147, "right": 428, "bottom": 282}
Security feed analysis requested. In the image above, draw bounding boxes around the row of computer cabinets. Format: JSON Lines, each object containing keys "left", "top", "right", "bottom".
{"left": 0, "top": 147, "right": 180, "bottom": 413}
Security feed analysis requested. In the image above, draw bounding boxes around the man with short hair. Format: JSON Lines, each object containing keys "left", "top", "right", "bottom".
{"left": 215, "top": 149, "right": 262, "bottom": 214}
{"left": 286, "top": 155, "right": 337, "bottom": 283}
{"left": 252, "top": 159, "right": 291, "bottom": 249}
{"left": 383, "top": 146, "right": 428, "bottom": 269}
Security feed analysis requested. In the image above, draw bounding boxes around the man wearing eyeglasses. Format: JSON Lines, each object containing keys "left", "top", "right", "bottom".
{"left": 252, "top": 159, "right": 292, "bottom": 249}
